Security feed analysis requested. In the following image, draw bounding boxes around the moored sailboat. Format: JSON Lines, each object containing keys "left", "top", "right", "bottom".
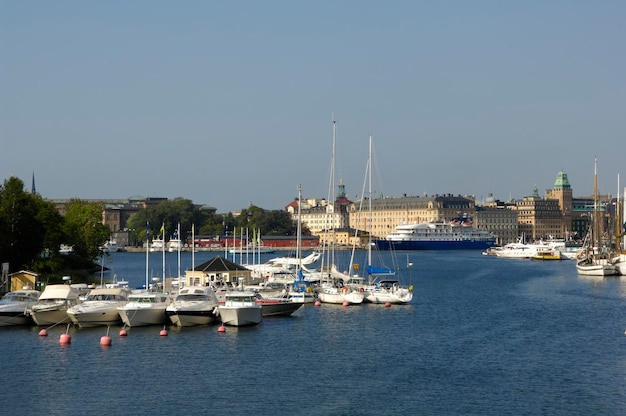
{"left": 576, "top": 159, "right": 617, "bottom": 276}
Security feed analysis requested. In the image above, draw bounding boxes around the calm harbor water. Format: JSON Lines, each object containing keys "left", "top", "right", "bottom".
{"left": 2, "top": 250, "right": 626, "bottom": 415}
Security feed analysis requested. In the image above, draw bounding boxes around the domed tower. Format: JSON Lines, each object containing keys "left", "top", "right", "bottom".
{"left": 546, "top": 170, "right": 573, "bottom": 236}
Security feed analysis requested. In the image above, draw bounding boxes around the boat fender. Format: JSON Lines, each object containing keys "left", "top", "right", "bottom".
{"left": 408, "top": 285, "right": 414, "bottom": 292}
{"left": 341, "top": 287, "right": 348, "bottom": 294}
{"left": 359, "top": 287, "right": 364, "bottom": 293}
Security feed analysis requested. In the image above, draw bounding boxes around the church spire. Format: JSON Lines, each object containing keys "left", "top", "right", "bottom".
{"left": 31, "top": 172, "right": 36, "bottom": 194}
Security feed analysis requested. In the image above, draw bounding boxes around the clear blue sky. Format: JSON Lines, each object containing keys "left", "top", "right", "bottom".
{"left": 2, "top": 1, "right": 624, "bottom": 212}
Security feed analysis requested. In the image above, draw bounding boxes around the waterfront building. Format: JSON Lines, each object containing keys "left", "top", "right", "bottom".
{"left": 513, "top": 186, "right": 563, "bottom": 240}
{"left": 347, "top": 194, "right": 477, "bottom": 239}
{"left": 287, "top": 179, "right": 352, "bottom": 237}
{"left": 474, "top": 200, "right": 519, "bottom": 245}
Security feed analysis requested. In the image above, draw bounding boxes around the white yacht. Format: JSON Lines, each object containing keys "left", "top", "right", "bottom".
{"left": 67, "top": 287, "right": 131, "bottom": 327}
{"left": 102, "top": 240, "right": 119, "bottom": 253}
{"left": 363, "top": 278, "right": 413, "bottom": 304}
{"left": 117, "top": 291, "right": 171, "bottom": 327}
{"left": 166, "top": 286, "right": 220, "bottom": 327}
{"left": 217, "top": 291, "right": 262, "bottom": 326}
{"left": 317, "top": 280, "right": 364, "bottom": 305}
{"left": 0, "top": 289, "right": 41, "bottom": 326}
{"left": 28, "top": 284, "right": 81, "bottom": 326}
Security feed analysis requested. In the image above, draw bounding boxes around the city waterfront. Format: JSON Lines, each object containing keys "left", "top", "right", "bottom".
{"left": 1, "top": 250, "right": 626, "bottom": 415}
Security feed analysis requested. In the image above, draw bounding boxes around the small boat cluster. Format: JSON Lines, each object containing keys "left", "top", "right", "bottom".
{"left": 0, "top": 272, "right": 413, "bottom": 331}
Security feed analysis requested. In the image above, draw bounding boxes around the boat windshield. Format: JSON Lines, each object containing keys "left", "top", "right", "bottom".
{"left": 176, "top": 294, "right": 211, "bottom": 301}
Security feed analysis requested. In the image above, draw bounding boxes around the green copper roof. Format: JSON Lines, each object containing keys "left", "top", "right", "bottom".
{"left": 554, "top": 170, "right": 571, "bottom": 189}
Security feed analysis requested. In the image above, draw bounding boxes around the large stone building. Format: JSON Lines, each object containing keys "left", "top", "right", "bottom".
{"left": 513, "top": 187, "right": 563, "bottom": 241}
{"left": 286, "top": 179, "right": 352, "bottom": 238}
{"left": 347, "top": 194, "right": 477, "bottom": 239}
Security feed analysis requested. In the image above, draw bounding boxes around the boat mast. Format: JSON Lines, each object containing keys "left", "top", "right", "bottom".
{"left": 145, "top": 222, "right": 150, "bottom": 290}
{"left": 162, "top": 222, "right": 166, "bottom": 293}
{"left": 593, "top": 158, "right": 599, "bottom": 253}
{"left": 296, "top": 184, "right": 302, "bottom": 277}
{"left": 368, "top": 134, "right": 373, "bottom": 285}
{"left": 177, "top": 222, "right": 181, "bottom": 279}
{"left": 192, "top": 223, "right": 195, "bottom": 284}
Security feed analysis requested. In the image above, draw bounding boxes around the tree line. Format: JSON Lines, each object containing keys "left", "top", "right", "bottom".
{"left": 0, "top": 176, "right": 304, "bottom": 280}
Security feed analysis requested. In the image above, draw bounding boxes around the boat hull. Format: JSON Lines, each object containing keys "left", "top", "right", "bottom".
{"left": 118, "top": 307, "right": 167, "bottom": 327}
{"left": 166, "top": 308, "right": 218, "bottom": 327}
{"left": 218, "top": 306, "right": 262, "bottom": 326}
{"left": 257, "top": 300, "right": 303, "bottom": 317}
{"left": 576, "top": 263, "right": 617, "bottom": 276}
{"left": 375, "top": 239, "right": 496, "bottom": 251}
{"left": 67, "top": 305, "right": 124, "bottom": 328}
{"left": 30, "top": 308, "right": 72, "bottom": 326}
{"left": 0, "top": 311, "right": 34, "bottom": 326}
{"left": 364, "top": 290, "right": 413, "bottom": 304}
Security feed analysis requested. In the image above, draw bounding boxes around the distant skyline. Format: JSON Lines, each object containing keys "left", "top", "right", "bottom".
{"left": 2, "top": 1, "right": 625, "bottom": 212}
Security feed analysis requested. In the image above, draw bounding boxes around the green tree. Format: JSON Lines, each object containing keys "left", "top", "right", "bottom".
{"left": 62, "top": 199, "right": 110, "bottom": 260}
{"left": 0, "top": 177, "right": 46, "bottom": 272}
{"left": 126, "top": 198, "right": 208, "bottom": 245}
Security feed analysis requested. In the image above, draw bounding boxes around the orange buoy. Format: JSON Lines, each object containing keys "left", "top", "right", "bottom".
{"left": 119, "top": 329, "right": 128, "bottom": 337}
{"left": 100, "top": 336, "right": 112, "bottom": 346}
{"left": 59, "top": 333, "right": 71, "bottom": 345}
{"left": 217, "top": 325, "right": 226, "bottom": 333}
{"left": 38, "top": 329, "right": 48, "bottom": 337}
{"left": 314, "top": 300, "right": 321, "bottom": 307}
{"left": 385, "top": 302, "right": 391, "bottom": 307}
{"left": 342, "top": 301, "right": 349, "bottom": 307}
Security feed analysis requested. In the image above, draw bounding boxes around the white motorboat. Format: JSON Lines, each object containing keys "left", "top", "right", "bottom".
{"left": 217, "top": 291, "right": 262, "bottom": 326}
{"left": 28, "top": 284, "right": 81, "bottom": 326}
{"left": 494, "top": 239, "right": 557, "bottom": 259}
{"left": 102, "top": 240, "right": 119, "bottom": 253}
{"left": 0, "top": 289, "right": 41, "bottom": 326}
{"left": 167, "top": 238, "right": 184, "bottom": 253}
{"left": 166, "top": 286, "right": 220, "bottom": 327}
{"left": 67, "top": 287, "right": 131, "bottom": 327}
{"left": 254, "top": 293, "right": 302, "bottom": 317}
{"left": 117, "top": 291, "right": 171, "bottom": 327}
{"left": 150, "top": 238, "right": 164, "bottom": 252}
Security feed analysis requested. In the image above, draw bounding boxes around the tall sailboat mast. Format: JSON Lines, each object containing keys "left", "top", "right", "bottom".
{"left": 145, "top": 222, "right": 150, "bottom": 290}
{"left": 367, "top": 134, "right": 373, "bottom": 285}
{"left": 296, "top": 184, "right": 302, "bottom": 277}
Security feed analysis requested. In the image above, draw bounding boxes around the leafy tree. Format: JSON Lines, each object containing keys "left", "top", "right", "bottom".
{"left": 126, "top": 198, "right": 208, "bottom": 244}
{"left": 0, "top": 177, "right": 46, "bottom": 272}
{"left": 62, "top": 199, "right": 110, "bottom": 260}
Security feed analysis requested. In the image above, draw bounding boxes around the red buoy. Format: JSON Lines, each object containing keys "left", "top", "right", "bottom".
{"left": 342, "top": 301, "right": 349, "bottom": 307}
{"left": 314, "top": 300, "right": 321, "bottom": 307}
{"left": 217, "top": 325, "right": 226, "bottom": 333}
{"left": 100, "top": 336, "right": 112, "bottom": 346}
{"left": 38, "top": 329, "right": 48, "bottom": 337}
{"left": 385, "top": 302, "right": 391, "bottom": 307}
{"left": 59, "top": 333, "right": 71, "bottom": 345}
{"left": 119, "top": 329, "right": 128, "bottom": 337}
{"left": 159, "top": 328, "right": 168, "bottom": 336}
